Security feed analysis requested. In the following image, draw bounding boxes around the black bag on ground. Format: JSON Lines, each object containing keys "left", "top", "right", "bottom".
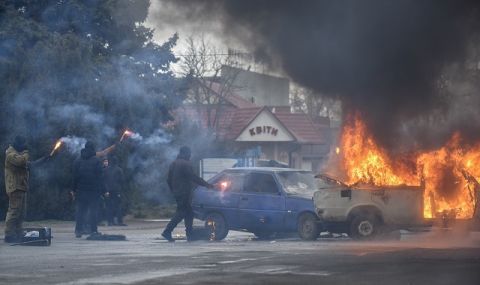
{"left": 11, "top": 227, "right": 52, "bottom": 246}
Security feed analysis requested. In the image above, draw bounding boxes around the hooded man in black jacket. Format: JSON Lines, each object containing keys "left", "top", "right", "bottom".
{"left": 162, "top": 146, "right": 213, "bottom": 242}
{"left": 73, "top": 141, "right": 105, "bottom": 238}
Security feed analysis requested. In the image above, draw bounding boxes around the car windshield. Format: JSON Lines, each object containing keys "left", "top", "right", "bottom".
{"left": 277, "top": 171, "right": 316, "bottom": 195}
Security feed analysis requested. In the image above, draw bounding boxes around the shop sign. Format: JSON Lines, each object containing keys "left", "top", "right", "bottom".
{"left": 249, "top": 125, "right": 278, "bottom": 136}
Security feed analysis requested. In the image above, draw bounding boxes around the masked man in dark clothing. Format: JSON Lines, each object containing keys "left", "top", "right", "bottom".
{"left": 162, "top": 146, "right": 213, "bottom": 242}
{"left": 73, "top": 141, "right": 105, "bottom": 238}
{"left": 103, "top": 157, "right": 126, "bottom": 226}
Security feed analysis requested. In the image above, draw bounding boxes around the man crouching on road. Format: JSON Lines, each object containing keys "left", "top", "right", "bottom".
{"left": 4, "top": 135, "right": 49, "bottom": 243}
{"left": 162, "top": 146, "right": 213, "bottom": 242}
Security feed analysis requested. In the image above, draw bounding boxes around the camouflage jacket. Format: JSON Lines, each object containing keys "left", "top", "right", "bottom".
{"left": 5, "top": 146, "right": 29, "bottom": 194}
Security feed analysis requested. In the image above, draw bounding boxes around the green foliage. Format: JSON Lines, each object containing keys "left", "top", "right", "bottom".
{"left": 0, "top": 1, "right": 185, "bottom": 220}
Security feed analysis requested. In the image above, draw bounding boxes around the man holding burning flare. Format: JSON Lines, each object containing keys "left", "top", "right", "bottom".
{"left": 4, "top": 135, "right": 54, "bottom": 243}
{"left": 162, "top": 146, "right": 214, "bottom": 242}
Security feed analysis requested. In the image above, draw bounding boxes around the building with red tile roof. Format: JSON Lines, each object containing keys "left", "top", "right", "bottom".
{"left": 173, "top": 72, "right": 333, "bottom": 172}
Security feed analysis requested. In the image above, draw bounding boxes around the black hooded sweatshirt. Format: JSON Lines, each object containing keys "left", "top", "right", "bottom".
{"left": 73, "top": 147, "right": 105, "bottom": 194}
{"left": 167, "top": 153, "right": 211, "bottom": 198}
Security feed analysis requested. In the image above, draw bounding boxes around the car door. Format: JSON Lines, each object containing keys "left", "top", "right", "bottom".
{"left": 192, "top": 172, "right": 244, "bottom": 229}
{"left": 238, "top": 172, "right": 286, "bottom": 232}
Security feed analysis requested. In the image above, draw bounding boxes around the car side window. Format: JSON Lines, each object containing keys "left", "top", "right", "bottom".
{"left": 244, "top": 173, "right": 279, "bottom": 194}
{"left": 211, "top": 173, "right": 244, "bottom": 192}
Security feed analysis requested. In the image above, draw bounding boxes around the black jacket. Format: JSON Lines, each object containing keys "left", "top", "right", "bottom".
{"left": 167, "top": 157, "right": 210, "bottom": 197}
{"left": 73, "top": 147, "right": 105, "bottom": 194}
{"left": 104, "top": 165, "right": 125, "bottom": 195}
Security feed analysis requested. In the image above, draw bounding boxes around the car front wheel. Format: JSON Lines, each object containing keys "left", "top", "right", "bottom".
{"left": 205, "top": 213, "right": 229, "bottom": 241}
{"left": 298, "top": 212, "right": 320, "bottom": 240}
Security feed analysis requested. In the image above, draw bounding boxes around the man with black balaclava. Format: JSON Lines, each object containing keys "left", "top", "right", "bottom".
{"left": 4, "top": 135, "right": 49, "bottom": 243}
{"left": 72, "top": 141, "right": 105, "bottom": 238}
{"left": 103, "top": 156, "right": 127, "bottom": 226}
{"left": 162, "top": 146, "right": 213, "bottom": 242}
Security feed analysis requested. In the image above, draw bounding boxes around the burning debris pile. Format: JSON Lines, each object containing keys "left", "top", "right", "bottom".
{"left": 334, "top": 114, "right": 480, "bottom": 220}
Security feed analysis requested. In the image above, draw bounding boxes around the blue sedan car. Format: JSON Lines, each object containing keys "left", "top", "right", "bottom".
{"left": 192, "top": 167, "right": 321, "bottom": 240}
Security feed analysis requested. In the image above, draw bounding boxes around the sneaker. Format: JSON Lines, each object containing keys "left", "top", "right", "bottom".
{"left": 75, "top": 232, "right": 82, "bottom": 238}
{"left": 116, "top": 223, "right": 128, "bottom": 226}
{"left": 161, "top": 231, "right": 175, "bottom": 242}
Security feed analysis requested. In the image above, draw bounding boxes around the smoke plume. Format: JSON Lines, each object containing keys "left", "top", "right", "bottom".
{"left": 156, "top": 0, "right": 480, "bottom": 151}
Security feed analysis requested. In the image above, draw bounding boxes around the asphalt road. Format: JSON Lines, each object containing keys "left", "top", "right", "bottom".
{"left": 1, "top": 220, "right": 479, "bottom": 285}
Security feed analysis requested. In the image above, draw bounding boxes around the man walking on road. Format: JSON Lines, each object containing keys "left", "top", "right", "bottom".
{"left": 162, "top": 146, "right": 213, "bottom": 242}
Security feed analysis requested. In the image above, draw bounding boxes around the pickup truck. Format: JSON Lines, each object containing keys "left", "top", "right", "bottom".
{"left": 313, "top": 174, "right": 425, "bottom": 240}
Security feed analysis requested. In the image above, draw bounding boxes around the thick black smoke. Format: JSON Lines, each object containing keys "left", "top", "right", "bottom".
{"left": 157, "top": 0, "right": 480, "bottom": 151}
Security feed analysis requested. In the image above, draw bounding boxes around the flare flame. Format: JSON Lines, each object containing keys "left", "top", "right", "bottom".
{"left": 50, "top": 140, "right": 63, "bottom": 156}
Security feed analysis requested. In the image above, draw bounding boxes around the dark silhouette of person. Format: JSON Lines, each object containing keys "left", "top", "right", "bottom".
{"left": 72, "top": 141, "right": 105, "bottom": 238}
{"left": 103, "top": 157, "right": 127, "bottom": 226}
{"left": 162, "top": 146, "right": 213, "bottom": 242}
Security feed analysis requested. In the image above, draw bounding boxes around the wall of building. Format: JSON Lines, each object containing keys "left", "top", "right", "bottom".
{"left": 222, "top": 66, "right": 290, "bottom": 107}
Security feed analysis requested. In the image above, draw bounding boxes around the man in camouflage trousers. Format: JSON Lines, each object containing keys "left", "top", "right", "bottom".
{"left": 4, "top": 136, "right": 48, "bottom": 243}
{"left": 4, "top": 136, "right": 30, "bottom": 243}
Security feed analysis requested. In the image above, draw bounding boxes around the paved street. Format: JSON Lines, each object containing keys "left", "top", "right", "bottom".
{"left": 1, "top": 220, "right": 479, "bottom": 285}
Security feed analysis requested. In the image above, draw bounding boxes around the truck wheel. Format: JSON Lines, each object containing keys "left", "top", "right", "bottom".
{"left": 298, "top": 213, "right": 320, "bottom": 240}
{"left": 205, "top": 213, "right": 229, "bottom": 241}
{"left": 349, "top": 214, "right": 380, "bottom": 240}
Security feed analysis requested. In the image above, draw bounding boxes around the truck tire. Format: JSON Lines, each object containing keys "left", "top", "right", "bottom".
{"left": 349, "top": 214, "right": 380, "bottom": 240}
{"left": 298, "top": 212, "right": 320, "bottom": 240}
{"left": 205, "top": 213, "right": 229, "bottom": 241}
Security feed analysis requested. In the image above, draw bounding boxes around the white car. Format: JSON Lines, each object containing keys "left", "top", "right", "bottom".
{"left": 314, "top": 174, "right": 425, "bottom": 239}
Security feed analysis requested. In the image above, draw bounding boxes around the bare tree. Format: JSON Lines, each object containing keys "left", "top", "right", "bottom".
{"left": 290, "top": 85, "right": 342, "bottom": 122}
{"left": 179, "top": 35, "right": 244, "bottom": 130}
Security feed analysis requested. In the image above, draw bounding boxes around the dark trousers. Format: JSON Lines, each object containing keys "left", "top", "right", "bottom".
{"left": 163, "top": 195, "right": 193, "bottom": 237}
{"left": 75, "top": 192, "right": 100, "bottom": 234}
{"left": 106, "top": 194, "right": 123, "bottom": 224}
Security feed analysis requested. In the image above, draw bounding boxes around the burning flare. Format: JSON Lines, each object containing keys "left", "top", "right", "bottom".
{"left": 335, "top": 113, "right": 480, "bottom": 219}
{"left": 120, "top": 129, "right": 134, "bottom": 142}
{"left": 218, "top": 180, "right": 230, "bottom": 191}
{"left": 50, "top": 140, "right": 63, "bottom": 156}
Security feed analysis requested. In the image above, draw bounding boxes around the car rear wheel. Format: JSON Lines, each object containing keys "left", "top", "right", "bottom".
{"left": 349, "top": 214, "right": 380, "bottom": 240}
{"left": 205, "top": 213, "right": 229, "bottom": 241}
{"left": 298, "top": 212, "right": 320, "bottom": 240}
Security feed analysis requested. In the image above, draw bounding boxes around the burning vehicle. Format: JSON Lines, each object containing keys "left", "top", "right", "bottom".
{"left": 315, "top": 114, "right": 480, "bottom": 239}
{"left": 314, "top": 174, "right": 425, "bottom": 240}
{"left": 191, "top": 168, "right": 321, "bottom": 240}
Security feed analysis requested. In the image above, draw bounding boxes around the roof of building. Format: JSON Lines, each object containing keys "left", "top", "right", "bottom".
{"left": 174, "top": 83, "right": 329, "bottom": 145}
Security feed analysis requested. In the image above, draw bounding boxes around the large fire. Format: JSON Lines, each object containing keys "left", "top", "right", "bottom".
{"left": 337, "top": 114, "right": 480, "bottom": 219}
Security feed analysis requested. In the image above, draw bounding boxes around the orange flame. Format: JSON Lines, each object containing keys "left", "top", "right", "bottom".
{"left": 120, "top": 129, "right": 134, "bottom": 142}
{"left": 336, "top": 114, "right": 479, "bottom": 219}
{"left": 50, "top": 140, "right": 63, "bottom": 156}
{"left": 218, "top": 180, "right": 230, "bottom": 191}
